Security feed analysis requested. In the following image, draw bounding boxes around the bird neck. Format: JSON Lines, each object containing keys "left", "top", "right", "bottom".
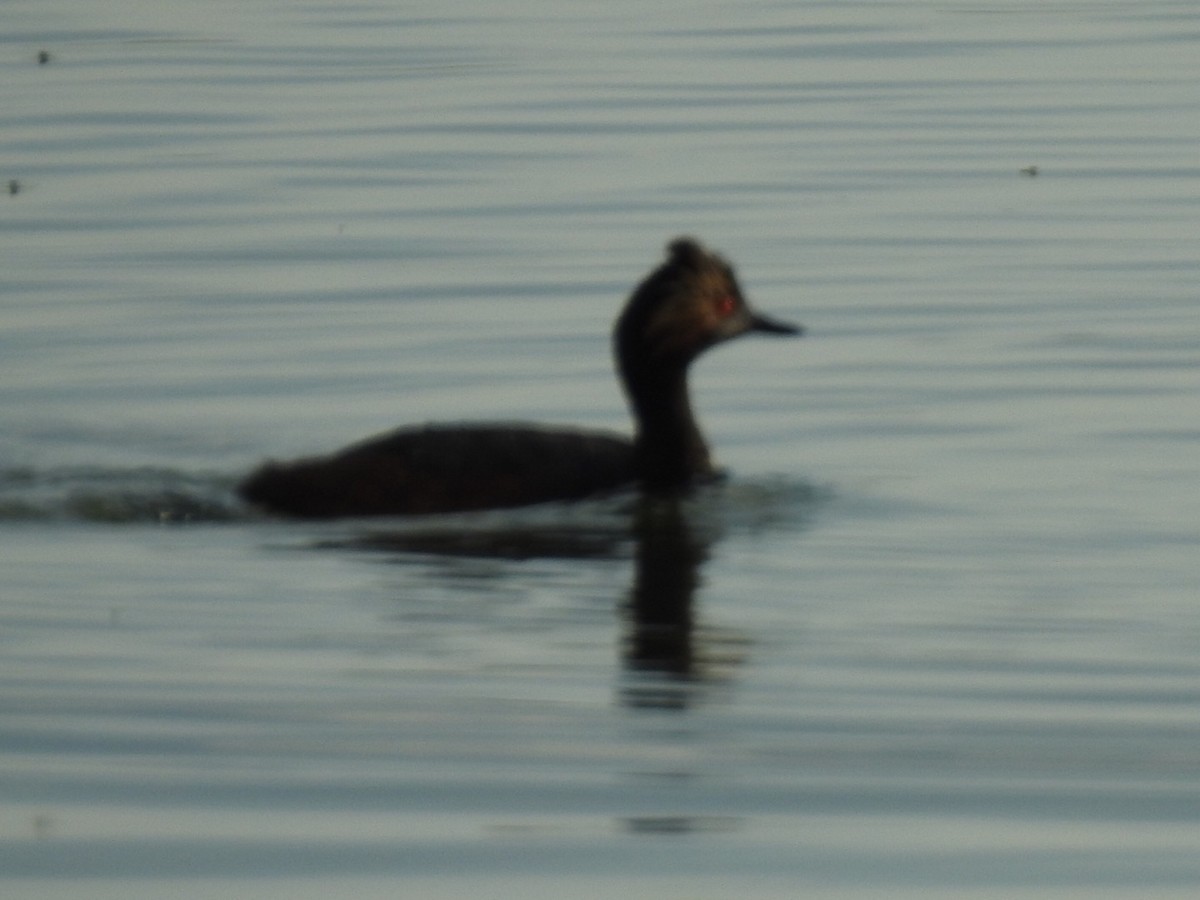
{"left": 621, "top": 360, "right": 713, "bottom": 488}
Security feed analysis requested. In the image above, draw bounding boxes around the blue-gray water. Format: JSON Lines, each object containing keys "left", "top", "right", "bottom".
{"left": 3, "top": 1, "right": 1199, "bottom": 897}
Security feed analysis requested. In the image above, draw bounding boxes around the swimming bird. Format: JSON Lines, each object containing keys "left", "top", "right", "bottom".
{"left": 238, "top": 237, "right": 801, "bottom": 517}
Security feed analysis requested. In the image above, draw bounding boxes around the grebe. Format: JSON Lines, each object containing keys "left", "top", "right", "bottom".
{"left": 238, "top": 237, "right": 801, "bottom": 517}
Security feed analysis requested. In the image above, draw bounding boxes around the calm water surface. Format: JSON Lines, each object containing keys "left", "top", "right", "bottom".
{"left": 2, "top": 1, "right": 1199, "bottom": 897}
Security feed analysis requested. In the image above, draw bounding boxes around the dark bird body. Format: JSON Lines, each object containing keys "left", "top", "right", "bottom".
{"left": 238, "top": 237, "right": 801, "bottom": 518}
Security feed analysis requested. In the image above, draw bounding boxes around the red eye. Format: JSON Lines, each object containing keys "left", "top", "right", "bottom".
{"left": 716, "top": 294, "right": 737, "bottom": 318}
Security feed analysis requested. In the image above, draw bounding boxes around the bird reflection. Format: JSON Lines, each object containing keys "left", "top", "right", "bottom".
{"left": 318, "top": 488, "right": 787, "bottom": 709}
{"left": 621, "top": 499, "right": 707, "bottom": 683}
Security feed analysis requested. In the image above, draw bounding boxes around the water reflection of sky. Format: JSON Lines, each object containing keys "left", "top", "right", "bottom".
{"left": 3, "top": 0, "right": 1199, "bottom": 895}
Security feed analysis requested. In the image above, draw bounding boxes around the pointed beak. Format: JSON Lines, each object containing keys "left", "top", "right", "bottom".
{"left": 749, "top": 311, "right": 803, "bottom": 336}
